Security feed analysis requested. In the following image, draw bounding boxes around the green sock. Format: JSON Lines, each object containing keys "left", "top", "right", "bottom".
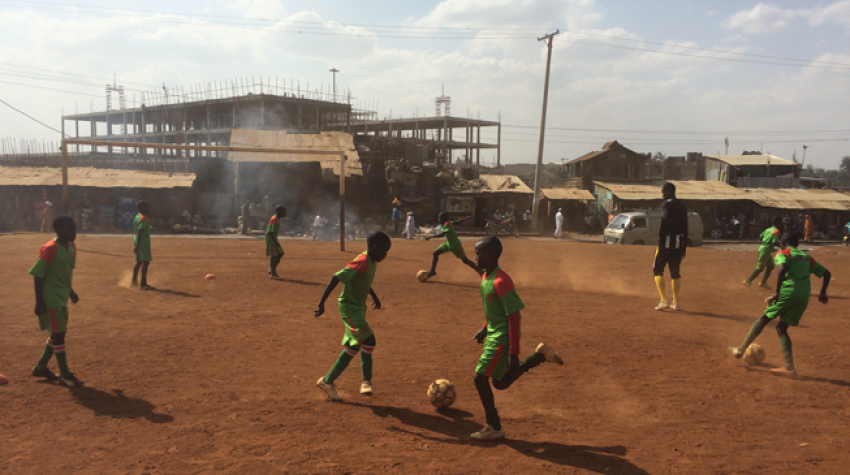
{"left": 761, "top": 267, "right": 774, "bottom": 284}
{"left": 485, "top": 409, "right": 502, "bottom": 431}
{"left": 739, "top": 319, "right": 766, "bottom": 352}
{"left": 361, "top": 352, "right": 373, "bottom": 382}
{"left": 746, "top": 268, "right": 761, "bottom": 284}
{"left": 55, "top": 351, "right": 70, "bottom": 376}
{"left": 36, "top": 341, "right": 53, "bottom": 370}
{"left": 779, "top": 334, "right": 794, "bottom": 370}
{"left": 324, "top": 350, "right": 354, "bottom": 384}
{"left": 522, "top": 352, "right": 546, "bottom": 371}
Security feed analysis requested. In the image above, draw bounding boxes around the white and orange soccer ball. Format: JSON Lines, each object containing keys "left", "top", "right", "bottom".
{"left": 427, "top": 379, "right": 456, "bottom": 408}
{"left": 744, "top": 343, "right": 766, "bottom": 365}
{"left": 416, "top": 270, "right": 429, "bottom": 282}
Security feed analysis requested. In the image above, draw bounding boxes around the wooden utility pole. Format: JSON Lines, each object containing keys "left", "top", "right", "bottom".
{"left": 531, "top": 30, "right": 559, "bottom": 231}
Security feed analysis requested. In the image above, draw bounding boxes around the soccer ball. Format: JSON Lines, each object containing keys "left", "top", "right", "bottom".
{"left": 427, "top": 379, "right": 456, "bottom": 408}
{"left": 416, "top": 270, "right": 430, "bottom": 282}
{"left": 744, "top": 343, "right": 766, "bottom": 365}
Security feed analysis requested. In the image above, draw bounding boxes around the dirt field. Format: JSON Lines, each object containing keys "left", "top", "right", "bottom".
{"left": 2, "top": 233, "right": 850, "bottom": 474}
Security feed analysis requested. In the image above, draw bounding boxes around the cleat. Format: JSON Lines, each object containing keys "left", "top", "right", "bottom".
{"left": 728, "top": 346, "right": 744, "bottom": 359}
{"left": 427, "top": 271, "right": 436, "bottom": 278}
{"left": 742, "top": 280, "right": 751, "bottom": 287}
{"left": 671, "top": 303, "right": 681, "bottom": 311}
{"left": 471, "top": 424, "right": 505, "bottom": 441}
{"left": 316, "top": 377, "right": 342, "bottom": 401}
{"left": 770, "top": 367, "right": 797, "bottom": 378}
{"left": 31, "top": 367, "right": 59, "bottom": 381}
{"left": 269, "top": 275, "right": 282, "bottom": 281}
{"left": 139, "top": 285, "right": 155, "bottom": 291}
{"left": 535, "top": 343, "right": 563, "bottom": 365}
{"left": 654, "top": 301, "right": 670, "bottom": 311}
{"left": 360, "top": 381, "right": 373, "bottom": 395}
{"left": 758, "top": 282, "right": 771, "bottom": 290}
{"left": 59, "top": 373, "right": 84, "bottom": 388}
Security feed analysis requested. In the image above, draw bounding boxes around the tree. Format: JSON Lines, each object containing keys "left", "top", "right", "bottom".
{"left": 841, "top": 156, "right": 850, "bottom": 174}
{"left": 652, "top": 152, "right": 667, "bottom": 162}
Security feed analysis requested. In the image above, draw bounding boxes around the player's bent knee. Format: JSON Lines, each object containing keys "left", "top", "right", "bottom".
{"left": 473, "top": 372, "right": 489, "bottom": 387}
{"left": 50, "top": 332, "right": 66, "bottom": 345}
{"left": 775, "top": 322, "right": 789, "bottom": 336}
{"left": 343, "top": 345, "right": 360, "bottom": 356}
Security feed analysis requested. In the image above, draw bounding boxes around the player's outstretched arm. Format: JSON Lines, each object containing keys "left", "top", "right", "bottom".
{"left": 33, "top": 276, "right": 46, "bottom": 316}
{"left": 369, "top": 288, "right": 382, "bottom": 310}
{"left": 425, "top": 231, "right": 446, "bottom": 241}
{"left": 819, "top": 269, "right": 831, "bottom": 304}
{"left": 314, "top": 276, "right": 340, "bottom": 317}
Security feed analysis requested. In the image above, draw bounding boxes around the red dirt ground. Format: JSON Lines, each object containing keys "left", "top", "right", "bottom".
{"left": 2, "top": 233, "right": 850, "bottom": 474}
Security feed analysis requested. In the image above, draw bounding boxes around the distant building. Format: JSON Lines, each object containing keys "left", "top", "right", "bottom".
{"left": 703, "top": 153, "right": 800, "bottom": 188}
{"left": 565, "top": 141, "right": 652, "bottom": 190}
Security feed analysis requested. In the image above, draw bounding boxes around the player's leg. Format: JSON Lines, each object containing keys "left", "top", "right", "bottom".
{"left": 31, "top": 332, "right": 59, "bottom": 380}
{"left": 460, "top": 255, "right": 482, "bottom": 275}
{"left": 360, "top": 335, "right": 376, "bottom": 394}
{"left": 669, "top": 253, "right": 683, "bottom": 310}
{"left": 759, "top": 257, "right": 775, "bottom": 288}
{"left": 140, "top": 261, "right": 152, "bottom": 289}
{"left": 49, "top": 313, "right": 83, "bottom": 387}
{"left": 132, "top": 260, "right": 142, "bottom": 287}
{"left": 730, "top": 314, "right": 771, "bottom": 358}
{"left": 428, "top": 246, "right": 448, "bottom": 277}
{"left": 771, "top": 321, "right": 796, "bottom": 375}
{"left": 653, "top": 248, "right": 669, "bottom": 310}
{"left": 492, "top": 343, "right": 563, "bottom": 390}
{"left": 318, "top": 344, "right": 358, "bottom": 401}
{"left": 471, "top": 343, "right": 507, "bottom": 440}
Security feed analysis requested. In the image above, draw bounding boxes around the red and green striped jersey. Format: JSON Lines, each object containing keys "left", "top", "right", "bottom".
{"left": 28, "top": 238, "right": 76, "bottom": 310}
{"left": 134, "top": 213, "right": 151, "bottom": 248}
{"left": 442, "top": 221, "right": 462, "bottom": 249}
{"left": 774, "top": 247, "right": 827, "bottom": 296}
{"left": 334, "top": 252, "right": 376, "bottom": 317}
{"left": 480, "top": 267, "right": 525, "bottom": 352}
{"left": 759, "top": 226, "right": 781, "bottom": 252}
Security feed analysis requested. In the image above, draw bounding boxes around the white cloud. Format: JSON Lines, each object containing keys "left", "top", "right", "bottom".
{"left": 724, "top": 1, "right": 850, "bottom": 33}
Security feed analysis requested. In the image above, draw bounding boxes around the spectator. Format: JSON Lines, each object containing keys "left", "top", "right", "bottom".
{"left": 804, "top": 212, "right": 815, "bottom": 243}
{"left": 240, "top": 200, "right": 250, "bottom": 234}
{"left": 391, "top": 199, "right": 401, "bottom": 236}
{"left": 794, "top": 214, "right": 805, "bottom": 237}
{"left": 405, "top": 211, "right": 415, "bottom": 240}
{"left": 41, "top": 201, "right": 53, "bottom": 233}
{"left": 522, "top": 209, "right": 531, "bottom": 230}
{"left": 554, "top": 208, "right": 564, "bottom": 239}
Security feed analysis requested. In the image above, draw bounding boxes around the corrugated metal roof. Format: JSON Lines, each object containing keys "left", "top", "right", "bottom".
{"left": 228, "top": 129, "right": 362, "bottom": 176}
{"left": 743, "top": 188, "right": 850, "bottom": 211}
{"left": 0, "top": 166, "right": 196, "bottom": 189}
{"left": 594, "top": 180, "right": 750, "bottom": 201}
{"left": 566, "top": 150, "right": 606, "bottom": 164}
{"left": 539, "top": 188, "right": 595, "bottom": 201}
{"left": 705, "top": 154, "right": 796, "bottom": 167}
{"left": 445, "top": 174, "right": 533, "bottom": 194}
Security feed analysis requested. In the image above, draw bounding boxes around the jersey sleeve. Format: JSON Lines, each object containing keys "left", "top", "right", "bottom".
{"left": 493, "top": 272, "right": 526, "bottom": 316}
{"left": 774, "top": 249, "right": 790, "bottom": 267}
{"left": 137, "top": 216, "right": 150, "bottom": 230}
{"left": 28, "top": 242, "right": 57, "bottom": 278}
{"left": 335, "top": 254, "right": 369, "bottom": 283}
{"left": 810, "top": 258, "right": 827, "bottom": 278}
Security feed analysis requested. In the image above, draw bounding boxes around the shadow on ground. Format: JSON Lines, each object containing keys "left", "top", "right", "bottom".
{"left": 70, "top": 386, "right": 174, "bottom": 423}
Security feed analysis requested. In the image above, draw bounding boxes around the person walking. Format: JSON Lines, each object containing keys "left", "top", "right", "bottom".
{"left": 240, "top": 200, "right": 251, "bottom": 234}
{"left": 553, "top": 208, "right": 564, "bottom": 239}
{"left": 41, "top": 201, "right": 53, "bottom": 233}
{"left": 405, "top": 211, "right": 415, "bottom": 240}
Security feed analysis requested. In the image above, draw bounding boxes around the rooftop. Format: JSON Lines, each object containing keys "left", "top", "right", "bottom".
{"left": 594, "top": 180, "right": 749, "bottom": 201}
{"left": 539, "top": 188, "right": 595, "bottom": 201}
{"left": 0, "top": 166, "right": 196, "bottom": 189}
{"left": 705, "top": 154, "right": 796, "bottom": 167}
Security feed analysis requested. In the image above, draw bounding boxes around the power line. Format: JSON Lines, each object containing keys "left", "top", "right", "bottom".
{"left": 502, "top": 124, "right": 850, "bottom": 135}
{"left": 0, "top": 80, "right": 103, "bottom": 98}
{"left": 0, "top": 62, "right": 160, "bottom": 88}
{"left": 0, "top": 98, "right": 68, "bottom": 136}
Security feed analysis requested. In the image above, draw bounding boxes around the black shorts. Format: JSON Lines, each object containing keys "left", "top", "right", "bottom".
{"left": 653, "top": 247, "right": 683, "bottom": 279}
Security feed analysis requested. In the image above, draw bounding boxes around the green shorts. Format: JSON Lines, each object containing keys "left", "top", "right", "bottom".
{"left": 136, "top": 245, "right": 152, "bottom": 262}
{"left": 475, "top": 340, "right": 509, "bottom": 381}
{"left": 437, "top": 241, "right": 466, "bottom": 259}
{"left": 756, "top": 249, "right": 774, "bottom": 270}
{"left": 39, "top": 306, "right": 68, "bottom": 333}
{"left": 265, "top": 239, "right": 283, "bottom": 257}
{"left": 764, "top": 291, "right": 809, "bottom": 326}
{"left": 339, "top": 310, "right": 374, "bottom": 347}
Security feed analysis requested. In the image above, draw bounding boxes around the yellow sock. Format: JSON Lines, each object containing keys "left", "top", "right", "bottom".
{"left": 671, "top": 278, "right": 681, "bottom": 305}
{"left": 654, "top": 276, "right": 667, "bottom": 302}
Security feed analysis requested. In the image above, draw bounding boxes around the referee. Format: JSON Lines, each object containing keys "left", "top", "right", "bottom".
{"left": 653, "top": 182, "right": 688, "bottom": 311}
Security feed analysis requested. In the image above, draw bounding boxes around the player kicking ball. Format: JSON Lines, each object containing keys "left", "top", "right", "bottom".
{"left": 266, "top": 206, "right": 286, "bottom": 280}
{"left": 743, "top": 217, "right": 783, "bottom": 289}
{"left": 470, "top": 236, "right": 563, "bottom": 441}
{"left": 314, "top": 232, "right": 391, "bottom": 401}
{"left": 29, "top": 216, "right": 84, "bottom": 388}
{"left": 423, "top": 212, "right": 480, "bottom": 280}
{"left": 729, "top": 233, "right": 831, "bottom": 377}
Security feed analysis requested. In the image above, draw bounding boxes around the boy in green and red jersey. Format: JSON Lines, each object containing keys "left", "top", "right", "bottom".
{"left": 424, "top": 211, "right": 480, "bottom": 280}
{"left": 314, "top": 232, "right": 391, "bottom": 401}
{"left": 470, "top": 236, "right": 563, "bottom": 441}
{"left": 29, "top": 216, "right": 84, "bottom": 388}
{"left": 266, "top": 206, "right": 286, "bottom": 280}
{"left": 743, "top": 217, "right": 783, "bottom": 289}
{"left": 730, "top": 232, "right": 831, "bottom": 377}
{"left": 132, "top": 201, "right": 154, "bottom": 290}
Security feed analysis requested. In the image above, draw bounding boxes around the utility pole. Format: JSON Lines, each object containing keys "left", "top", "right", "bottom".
{"left": 329, "top": 68, "right": 339, "bottom": 102}
{"left": 531, "top": 30, "right": 559, "bottom": 231}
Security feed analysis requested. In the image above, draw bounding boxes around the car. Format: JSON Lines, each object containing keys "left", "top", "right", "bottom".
{"left": 603, "top": 211, "right": 703, "bottom": 246}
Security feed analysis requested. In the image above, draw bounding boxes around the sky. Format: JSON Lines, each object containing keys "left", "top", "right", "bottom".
{"left": 0, "top": 0, "right": 849, "bottom": 168}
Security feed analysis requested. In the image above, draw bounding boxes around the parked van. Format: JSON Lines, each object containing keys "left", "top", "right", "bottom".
{"left": 603, "top": 211, "right": 703, "bottom": 246}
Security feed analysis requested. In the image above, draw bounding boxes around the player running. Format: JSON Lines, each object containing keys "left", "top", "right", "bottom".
{"left": 29, "top": 216, "right": 84, "bottom": 388}
{"left": 266, "top": 206, "right": 286, "bottom": 280}
{"left": 131, "top": 201, "right": 154, "bottom": 290}
{"left": 423, "top": 212, "right": 480, "bottom": 280}
{"left": 729, "top": 232, "right": 831, "bottom": 377}
{"left": 653, "top": 182, "right": 688, "bottom": 311}
{"left": 470, "top": 236, "right": 563, "bottom": 441}
{"left": 743, "top": 217, "right": 783, "bottom": 289}
{"left": 314, "top": 232, "right": 392, "bottom": 401}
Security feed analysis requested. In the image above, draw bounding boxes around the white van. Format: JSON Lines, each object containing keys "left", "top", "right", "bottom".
{"left": 603, "top": 211, "right": 703, "bottom": 246}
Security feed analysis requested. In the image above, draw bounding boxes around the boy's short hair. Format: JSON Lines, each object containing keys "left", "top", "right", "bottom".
{"left": 781, "top": 232, "right": 799, "bottom": 247}
{"left": 438, "top": 212, "right": 449, "bottom": 223}
{"left": 53, "top": 215, "right": 75, "bottom": 230}
{"left": 662, "top": 182, "right": 676, "bottom": 194}
{"left": 275, "top": 205, "right": 286, "bottom": 214}
{"left": 367, "top": 231, "right": 391, "bottom": 248}
{"left": 478, "top": 236, "right": 502, "bottom": 259}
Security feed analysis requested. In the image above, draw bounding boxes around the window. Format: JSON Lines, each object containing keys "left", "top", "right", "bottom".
{"left": 632, "top": 217, "right": 647, "bottom": 229}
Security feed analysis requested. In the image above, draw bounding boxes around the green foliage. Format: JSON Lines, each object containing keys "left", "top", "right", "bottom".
{"left": 652, "top": 152, "right": 667, "bottom": 162}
